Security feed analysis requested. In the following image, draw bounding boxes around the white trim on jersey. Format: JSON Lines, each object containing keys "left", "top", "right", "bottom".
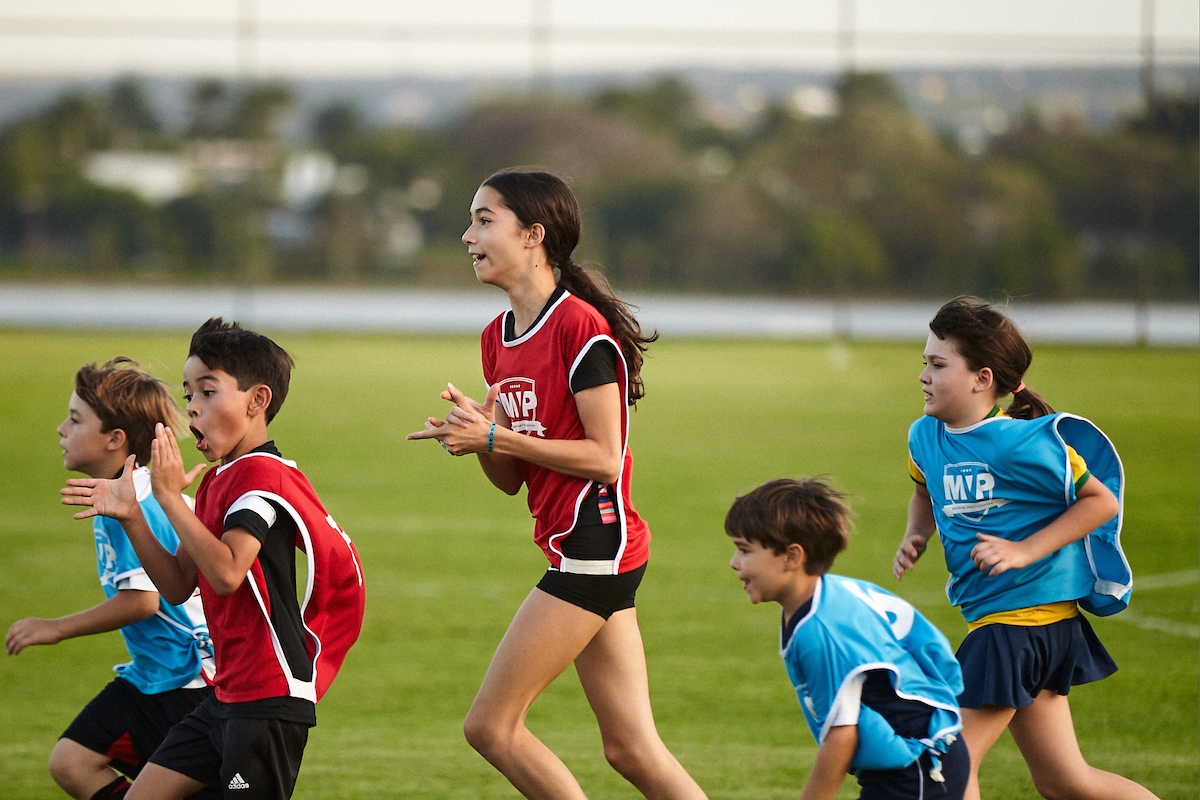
{"left": 502, "top": 290, "right": 573, "bottom": 347}
{"left": 546, "top": 481, "right": 600, "bottom": 573}
{"left": 236, "top": 490, "right": 319, "bottom": 704}
{"left": 232, "top": 488, "right": 363, "bottom": 704}
{"left": 225, "top": 493, "right": 279, "bottom": 529}
{"left": 547, "top": 332, "right": 634, "bottom": 576}
{"left": 154, "top": 589, "right": 216, "bottom": 685}
{"left": 566, "top": 334, "right": 618, "bottom": 392}
{"left": 114, "top": 568, "right": 158, "bottom": 592}
{"left": 243, "top": 558, "right": 318, "bottom": 704}
{"left": 132, "top": 466, "right": 154, "bottom": 501}
{"left": 827, "top": 670, "right": 867, "bottom": 729}
{"left": 213, "top": 451, "right": 299, "bottom": 476}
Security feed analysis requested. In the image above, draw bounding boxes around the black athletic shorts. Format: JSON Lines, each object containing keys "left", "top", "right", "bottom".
{"left": 538, "top": 562, "right": 647, "bottom": 619}
{"left": 856, "top": 734, "right": 969, "bottom": 800}
{"left": 61, "top": 677, "right": 212, "bottom": 781}
{"left": 149, "top": 696, "right": 309, "bottom": 800}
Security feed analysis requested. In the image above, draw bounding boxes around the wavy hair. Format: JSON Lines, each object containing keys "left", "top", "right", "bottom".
{"left": 482, "top": 169, "right": 657, "bottom": 405}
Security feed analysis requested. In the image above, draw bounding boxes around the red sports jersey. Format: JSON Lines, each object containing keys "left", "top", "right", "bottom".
{"left": 194, "top": 453, "right": 365, "bottom": 705}
{"left": 481, "top": 291, "right": 650, "bottom": 574}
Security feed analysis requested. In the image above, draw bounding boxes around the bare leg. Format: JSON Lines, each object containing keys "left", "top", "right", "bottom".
{"left": 48, "top": 739, "right": 126, "bottom": 800}
{"left": 464, "top": 588, "right": 607, "bottom": 800}
{"left": 125, "top": 763, "right": 207, "bottom": 800}
{"left": 574, "top": 608, "right": 707, "bottom": 800}
{"left": 959, "top": 705, "right": 1016, "bottom": 800}
{"left": 1009, "top": 692, "right": 1160, "bottom": 800}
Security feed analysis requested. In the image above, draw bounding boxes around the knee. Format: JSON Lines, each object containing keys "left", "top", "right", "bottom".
{"left": 1029, "top": 771, "right": 1077, "bottom": 800}
{"left": 463, "top": 709, "right": 507, "bottom": 760}
{"left": 602, "top": 735, "right": 661, "bottom": 783}
{"left": 47, "top": 741, "right": 78, "bottom": 790}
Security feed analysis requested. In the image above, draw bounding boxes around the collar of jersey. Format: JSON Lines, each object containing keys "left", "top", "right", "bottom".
{"left": 503, "top": 289, "right": 571, "bottom": 347}
{"left": 213, "top": 442, "right": 296, "bottom": 475}
{"left": 945, "top": 405, "right": 1007, "bottom": 435}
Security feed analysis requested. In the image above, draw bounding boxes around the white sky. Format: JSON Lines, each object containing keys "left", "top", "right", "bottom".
{"left": 0, "top": 0, "right": 1196, "bottom": 79}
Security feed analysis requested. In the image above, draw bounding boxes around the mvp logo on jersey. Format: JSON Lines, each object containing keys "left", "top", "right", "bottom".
{"left": 941, "top": 461, "right": 1008, "bottom": 522}
{"left": 496, "top": 377, "right": 547, "bottom": 436}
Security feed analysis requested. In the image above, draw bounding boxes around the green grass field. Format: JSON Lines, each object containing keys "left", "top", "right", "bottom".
{"left": 1, "top": 329, "right": 1196, "bottom": 799}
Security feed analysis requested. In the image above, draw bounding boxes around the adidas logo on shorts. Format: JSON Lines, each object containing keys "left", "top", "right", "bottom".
{"left": 228, "top": 772, "right": 250, "bottom": 790}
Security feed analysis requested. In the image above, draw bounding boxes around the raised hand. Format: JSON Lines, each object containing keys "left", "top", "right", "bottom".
{"left": 61, "top": 453, "right": 139, "bottom": 522}
{"left": 150, "top": 423, "right": 205, "bottom": 500}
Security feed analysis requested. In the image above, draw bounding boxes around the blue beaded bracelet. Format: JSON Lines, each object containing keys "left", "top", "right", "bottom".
{"left": 487, "top": 422, "right": 496, "bottom": 452}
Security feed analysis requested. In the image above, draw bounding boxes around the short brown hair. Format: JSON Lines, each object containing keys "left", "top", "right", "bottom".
{"left": 724, "top": 477, "right": 851, "bottom": 575}
{"left": 74, "top": 357, "right": 185, "bottom": 465}
{"left": 188, "top": 318, "right": 293, "bottom": 424}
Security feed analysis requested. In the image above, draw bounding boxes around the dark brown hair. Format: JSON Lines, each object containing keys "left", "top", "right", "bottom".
{"left": 929, "top": 296, "right": 1054, "bottom": 419}
{"left": 724, "top": 477, "right": 850, "bottom": 575}
{"left": 74, "top": 357, "right": 185, "bottom": 465}
{"left": 189, "top": 318, "right": 293, "bottom": 423}
{"left": 482, "top": 168, "right": 657, "bottom": 405}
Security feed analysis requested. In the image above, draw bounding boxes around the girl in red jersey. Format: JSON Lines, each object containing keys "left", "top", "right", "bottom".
{"left": 408, "top": 169, "right": 706, "bottom": 800}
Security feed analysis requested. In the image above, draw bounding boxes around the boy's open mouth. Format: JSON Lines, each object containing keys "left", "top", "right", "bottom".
{"left": 190, "top": 425, "right": 207, "bottom": 451}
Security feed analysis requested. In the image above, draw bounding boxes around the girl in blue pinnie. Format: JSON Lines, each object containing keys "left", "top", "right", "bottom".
{"left": 894, "top": 296, "right": 1156, "bottom": 800}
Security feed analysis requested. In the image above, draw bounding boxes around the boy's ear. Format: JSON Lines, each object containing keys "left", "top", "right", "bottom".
{"left": 246, "top": 384, "right": 273, "bottom": 418}
{"left": 783, "top": 542, "right": 807, "bottom": 572}
{"left": 104, "top": 427, "right": 127, "bottom": 453}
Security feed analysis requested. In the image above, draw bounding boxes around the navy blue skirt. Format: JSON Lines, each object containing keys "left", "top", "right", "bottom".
{"left": 956, "top": 614, "right": 1117, "bottom": 709}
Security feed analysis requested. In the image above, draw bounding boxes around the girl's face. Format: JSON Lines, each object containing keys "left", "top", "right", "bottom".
{"left": 920, "top": 333, "right": 996, "bottom": 427}
{"left": 461, "top": 185, "right": 538, "bottom": 289}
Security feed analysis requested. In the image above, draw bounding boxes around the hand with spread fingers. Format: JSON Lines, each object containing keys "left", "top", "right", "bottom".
{"left": 60, "top": 453, "right": 140, "bottom": 522}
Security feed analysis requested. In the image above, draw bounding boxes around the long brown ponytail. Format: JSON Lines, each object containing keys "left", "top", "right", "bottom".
{"left": 929, "top": 296, "right": 1055, "bottom": 419}
{"left": 482, "top": 169, "right": 657, "bottom": 405}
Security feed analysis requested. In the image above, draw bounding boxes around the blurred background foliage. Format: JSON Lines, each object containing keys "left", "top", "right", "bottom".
{"left": 0, "top": 71, "right": 1195, "bottom": 299}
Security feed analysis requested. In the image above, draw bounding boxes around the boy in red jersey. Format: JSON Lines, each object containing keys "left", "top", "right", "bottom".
{"left": 63, "top": 318, "right": 365, "bottom": 800}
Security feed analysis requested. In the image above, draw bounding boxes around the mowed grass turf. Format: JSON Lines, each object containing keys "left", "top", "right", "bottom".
{"left": 0, "top": 328, "right": 1196, "bottom": 799}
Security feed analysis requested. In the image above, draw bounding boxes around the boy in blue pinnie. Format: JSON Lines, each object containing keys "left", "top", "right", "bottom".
{"left": 726, "top": 477, "right": 968, "bottom": 800}
{"left": 6, "top": 358, "right": 213, "bottom": 800}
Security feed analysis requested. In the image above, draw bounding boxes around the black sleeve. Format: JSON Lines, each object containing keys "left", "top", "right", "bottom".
{"left": 224, "top": 499, "right": 289, "bottom": 544}
{"left": 570, "top": 340, "right": 618, "bottom": 394}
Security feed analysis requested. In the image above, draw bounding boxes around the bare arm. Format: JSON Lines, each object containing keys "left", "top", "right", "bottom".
{"left": 6, "top": 588, "right": 158, "bottom": 655}
{"left": 971, "top": 474, "right": 1119, "bottom": 577}
{"left": 894, "top": 483, "right": 935, "bottom": 580}
{"left": 799, "top": 725, "right": 857, "bottom": 800}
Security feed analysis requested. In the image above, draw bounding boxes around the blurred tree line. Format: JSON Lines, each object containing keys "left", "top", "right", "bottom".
{"left": 0, "top": 71, "right": 1195, "bottom": 299}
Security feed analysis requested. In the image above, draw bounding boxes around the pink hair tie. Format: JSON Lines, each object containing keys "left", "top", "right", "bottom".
{"left": 1014, "top": 381, "right": 1026, "bottom": 394}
